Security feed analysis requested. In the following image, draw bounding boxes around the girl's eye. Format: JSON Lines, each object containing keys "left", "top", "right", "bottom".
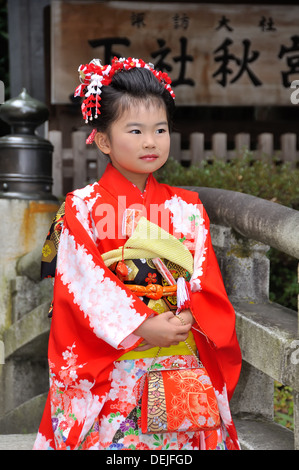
{"left": 130, "top": 129, "right": 141, "bottom": 134}
{"left": 156, "top": 128, "right": 167, "bottom": 134}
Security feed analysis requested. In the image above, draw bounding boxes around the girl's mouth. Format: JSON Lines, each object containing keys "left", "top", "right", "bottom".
{"left": 140, "top": 154, "right": 159, "bottom": 161}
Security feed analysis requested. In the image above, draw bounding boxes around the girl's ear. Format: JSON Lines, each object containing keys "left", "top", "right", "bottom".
{"left": 94, "top": 132, "right": 111, "bottom": 155}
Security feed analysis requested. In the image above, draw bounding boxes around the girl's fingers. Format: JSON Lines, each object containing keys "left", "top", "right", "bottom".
{"left": 134, "top": 342, "right": 154, "bottom": 351}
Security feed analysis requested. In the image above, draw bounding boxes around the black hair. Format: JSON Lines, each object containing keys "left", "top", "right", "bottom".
{"left": 88, "top": 66, "right": 175, "bottom": 134}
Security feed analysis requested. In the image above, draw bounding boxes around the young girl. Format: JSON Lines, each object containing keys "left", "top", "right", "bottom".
{"left": 34, "top": 57, "right": 242, "bottom": 450}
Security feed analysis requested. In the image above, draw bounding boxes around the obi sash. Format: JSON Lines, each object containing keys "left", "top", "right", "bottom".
{"left": 102, "top": 216, "right": 197, "bottom": 361}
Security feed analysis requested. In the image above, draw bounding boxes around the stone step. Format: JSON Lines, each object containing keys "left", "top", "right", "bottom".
{"left": 0, "top": 433, "right": 36, "bottom": 450}
{"left": 0, "top": 393, "right": 47, "bottom": 435}
{"left": 0, "top": 418, "right": 294, "bottom": 450}
{"left": 3, "top": 300, "right": 50, "bottom": 360}
{"left": 234, "top": 417, "right": 294, "bottom": 450}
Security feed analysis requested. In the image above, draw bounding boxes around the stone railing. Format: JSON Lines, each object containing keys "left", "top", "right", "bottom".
{"left": 0, "top": 188, "right": 298, "bottom": 450}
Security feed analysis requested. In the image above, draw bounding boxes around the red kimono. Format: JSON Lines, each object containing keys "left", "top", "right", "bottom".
{"left": 33, "top": 163, "right": 241, "bottom": 450}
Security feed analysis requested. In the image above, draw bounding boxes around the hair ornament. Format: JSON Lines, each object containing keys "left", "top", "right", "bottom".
{"left": 85, "top": 128, "right": 98, "bottom": 145}
{"left": 74, "top": 57, "right": 175, "bottom": 144}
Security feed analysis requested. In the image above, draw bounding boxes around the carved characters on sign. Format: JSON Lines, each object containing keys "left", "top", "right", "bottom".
{"left": 87, "top": 12, "right": 297, "bottom": 92}
{"left": 51, "top": 2, "right": 299, "bottom": 105}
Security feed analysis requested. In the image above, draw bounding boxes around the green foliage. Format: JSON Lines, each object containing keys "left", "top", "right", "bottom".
{"left": 269, "top": 248, "right": 298, "bottom": 311}
{"left": 156, "top": 151, "right": 299, "bottom": 210}
{"left": 274, "top": 382, "right": 294, "bottom": 430}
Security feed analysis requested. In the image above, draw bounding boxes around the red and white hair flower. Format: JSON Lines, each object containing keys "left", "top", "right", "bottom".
{"left": 74, "top": 57, "right": 175, "bottom": 143}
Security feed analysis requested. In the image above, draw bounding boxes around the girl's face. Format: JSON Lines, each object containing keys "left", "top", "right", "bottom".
{"left": 95, "top": 100, "right": 170, "bottom": 191}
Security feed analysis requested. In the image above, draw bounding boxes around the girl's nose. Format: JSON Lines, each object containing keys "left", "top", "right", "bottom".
{"left": 143, "top": 134, "right": 156, "bottom": 148}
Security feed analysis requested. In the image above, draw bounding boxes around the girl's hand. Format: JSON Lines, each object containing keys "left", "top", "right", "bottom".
{"left": 133, "top": 310, "right": 192, "bottom": 349}
{"left": 173, "top": 308, "right": 195, "bottom": 326}
{"left": 134, "top": 340, "right": 155, "bottom": 351}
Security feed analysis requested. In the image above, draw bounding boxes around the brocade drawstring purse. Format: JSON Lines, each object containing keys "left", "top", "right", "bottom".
{"left": 140, "top": 313, "right": 220, "bottom": 434}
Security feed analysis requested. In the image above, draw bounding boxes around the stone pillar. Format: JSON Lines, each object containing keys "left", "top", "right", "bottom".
{"left": 0, "top": 199, "right": 58, "bottom": 332}
{"left": 0, "top": 89, "right": 59, "bottom": 427}
{"left": 0, "top": 198, "right": 58, "bottom": 426}
{"left": 210, "top": 224, "right": 274, "bottom": 421}
{"left": 210, "top": 224, "right": 270, "bottom": 303}
{"left": 0, "top": 88, "right": 59, "bottom": 329}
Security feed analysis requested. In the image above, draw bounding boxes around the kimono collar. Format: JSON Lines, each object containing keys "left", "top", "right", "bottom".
{"left": 98, "top": 163, "right": 155, "bottom": 206}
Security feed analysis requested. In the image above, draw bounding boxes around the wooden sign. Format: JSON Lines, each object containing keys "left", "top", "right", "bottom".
{"left": 51, "top": 1, "right": 299, "bottom": 106}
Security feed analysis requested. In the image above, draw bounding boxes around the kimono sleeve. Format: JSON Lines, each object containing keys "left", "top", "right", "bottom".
{"left": 55, "top": 192, "right": 155, "bottom": 350}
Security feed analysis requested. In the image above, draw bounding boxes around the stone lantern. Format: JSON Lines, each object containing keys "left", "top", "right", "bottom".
{"left": 0, "top": 89, "right": 56, "bottom": 200}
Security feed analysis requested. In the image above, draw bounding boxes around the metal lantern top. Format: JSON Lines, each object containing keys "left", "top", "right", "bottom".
{"left": 0, "top": 89, "right": 56, "bottom": 200}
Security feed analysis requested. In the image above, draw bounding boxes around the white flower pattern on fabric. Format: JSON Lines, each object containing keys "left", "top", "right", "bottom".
{"left": 57, "top": 228, "right": 147, "bottom": 349}
{"left": 71, "top": 187, "right": 101, "bottom": 243}
{"left": 215, "top": 385, "right": 233, "bottom": 428}
{"left": 50, "top": 343, "right": 106, "bottom": 449}
{"left": 33, "top": 343, "right": 106, "bottom": 450}
{"left": 33, "top": 433, "right": 52, "bottom": 450}
{"left": 164, "top": 195, "right": 202, "bottom": 236}
{"left": 190, "top": 221, "right": 208, "bottom": 292}
{"left": 164, "top": 195, "right": 208, "bottom": 291}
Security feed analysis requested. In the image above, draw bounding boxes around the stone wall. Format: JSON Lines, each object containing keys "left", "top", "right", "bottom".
{"left": 0, "top": 198, "right": 58, "bottom": 426}
{"left": 0, "top": 199, "right": 58, "bottom": 331}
